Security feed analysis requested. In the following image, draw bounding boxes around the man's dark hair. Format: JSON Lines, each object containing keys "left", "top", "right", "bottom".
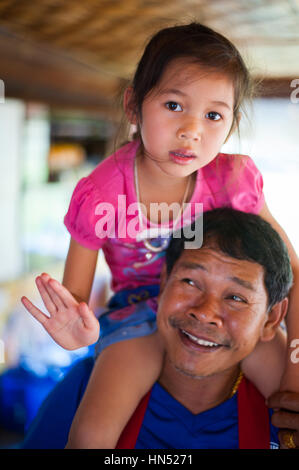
{"left": 166, "top": 208, "right": 293, "bottom": 310}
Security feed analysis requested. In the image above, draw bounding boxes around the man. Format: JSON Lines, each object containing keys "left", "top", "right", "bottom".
{"left": 22, "top": 208, "right": 298, "bottom": 449}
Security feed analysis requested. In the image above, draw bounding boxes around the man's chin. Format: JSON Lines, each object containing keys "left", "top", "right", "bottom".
{"left": 170, "top": 353, "right": 238, "bottom": 380}
{"left": 171, "top": 358, "right": 219, "bottom": 380}
{"left": 174, "top": 363, "right": 208, "bottom": 380}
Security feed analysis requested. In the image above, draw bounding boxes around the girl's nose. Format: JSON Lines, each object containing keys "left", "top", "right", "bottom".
{"left": 186, "top": 295, "right": 223, "bottom": 328}
{"left": 177, "top": 120, "right": 201, "bottom": 142}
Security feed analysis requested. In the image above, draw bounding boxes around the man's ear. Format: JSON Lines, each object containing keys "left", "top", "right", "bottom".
{"left": 123, "top": 87, "right": 138, "bottom": 125}
{"left": 260, "top": 297, "right": 289, "bottom": 343}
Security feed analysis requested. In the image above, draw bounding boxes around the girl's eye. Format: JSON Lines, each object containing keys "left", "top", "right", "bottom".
{"left": 166, "top": 101, "right": 183, "bottom": 112}
{"left": 206, "top": 111, "right": 221, "bottom": 121}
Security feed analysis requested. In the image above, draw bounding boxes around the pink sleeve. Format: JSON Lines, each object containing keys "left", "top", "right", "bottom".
{"left": 228, "top": 155, "right": 265, "bottom": 215}
{"left": 64, "top": 177, "right": 107, "bottom": 250}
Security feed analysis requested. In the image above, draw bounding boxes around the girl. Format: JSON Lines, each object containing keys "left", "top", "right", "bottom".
{"left": 21, "top": 22, "right": 299, "bottom": 449}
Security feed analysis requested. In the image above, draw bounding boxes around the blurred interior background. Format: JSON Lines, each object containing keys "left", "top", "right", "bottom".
{"left": 0, "top": 0, "right": 298, "bottom": 447}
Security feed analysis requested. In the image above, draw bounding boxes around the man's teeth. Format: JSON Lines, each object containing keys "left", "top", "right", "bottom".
{"left": 182, "top": 330, "right": 219, "bottom": 347}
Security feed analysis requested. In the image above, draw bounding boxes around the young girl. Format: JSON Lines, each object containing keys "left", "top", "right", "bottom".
{"left": 21, "top": 22, "right": 299, "bottom": 448}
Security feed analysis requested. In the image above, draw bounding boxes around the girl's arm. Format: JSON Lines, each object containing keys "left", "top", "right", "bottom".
{"left": 21, "top": 237, "right": 100, "bottom": 350}
{"left": 243, "top": 201, "right": 299, "bottom": 395}
{"left": 63, "top": 237, "right": 99, "bottom": 304}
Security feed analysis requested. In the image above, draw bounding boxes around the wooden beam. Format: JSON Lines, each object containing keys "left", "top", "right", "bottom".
{"left": 0, "top": 27, "right": 122, "bottom": 116}
{"left": 256, "top": 77, "right": 297, "bottom": 98}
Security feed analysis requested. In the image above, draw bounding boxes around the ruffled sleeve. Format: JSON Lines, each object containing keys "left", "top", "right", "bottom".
{"left": 229, "top": 155, "right": 265, "bottom": 214}
{"left": 64, "top": 176, "right": 108, "bottom": 250}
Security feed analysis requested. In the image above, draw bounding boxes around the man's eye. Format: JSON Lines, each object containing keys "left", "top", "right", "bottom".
{"left": 182, "top": 278, "right": 195, "bottom": 286}
{"left": 206, "top": 111, "right": 221, "bottom": 121}
{"left": 228, "top": 295, "right": 246, "bottom": 303}
{"left": 166, "top": 101, "right": 183, "bottom": 112}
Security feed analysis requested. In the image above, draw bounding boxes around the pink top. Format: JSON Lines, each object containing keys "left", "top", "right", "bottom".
{"left": 64, "top": 140, "right": 265, "bottom": 292}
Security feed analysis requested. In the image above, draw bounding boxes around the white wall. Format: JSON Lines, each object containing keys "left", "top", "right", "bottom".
{"left": 0, "top": 99, "right": 25, "bottom": 282}
{"left": 223, "top": 97, "right": 299, "bottom": 254}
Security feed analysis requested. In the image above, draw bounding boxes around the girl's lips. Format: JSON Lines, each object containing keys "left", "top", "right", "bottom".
{"left": 169, "top": 149, "right": 197, "bottom": 165}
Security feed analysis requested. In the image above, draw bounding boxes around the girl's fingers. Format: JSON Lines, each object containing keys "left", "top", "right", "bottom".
{"left": 21, "top": 296, "right": 50, "bottom": 325}
{"left": 43, "top": 279, "right": 67, "bottom": 310}
{"left": 35, "top": 277, "right": 57, "bottom": 315}
{"left": 40, "top": 273, "right": 78, "bottom": 308}
{"left": 79, "top": 303, "right": 96, "bottom": 329}
{"left": 47, "top": 278, "right": 79, "bottom": 308}
{"left": 41, "top": 273, "right": 70, "bottom": 309}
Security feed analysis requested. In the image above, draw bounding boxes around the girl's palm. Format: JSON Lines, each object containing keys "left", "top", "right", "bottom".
{"left": 21, "top": 273, "right": 100, "bottom": 350}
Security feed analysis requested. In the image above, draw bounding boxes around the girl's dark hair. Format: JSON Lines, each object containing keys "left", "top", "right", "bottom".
{"left": 131, "top": 22, "right": 255, "bottom": 137}
{"left": 166, "top": 208, "right": 293, "bottom": 310}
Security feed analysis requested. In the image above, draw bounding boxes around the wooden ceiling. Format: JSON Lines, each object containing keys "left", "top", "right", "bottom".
{"left": 0, "top": 0, "right": 298, "bottom": 116}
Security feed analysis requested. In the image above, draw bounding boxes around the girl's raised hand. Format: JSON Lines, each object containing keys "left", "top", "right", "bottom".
{"left": 21, "top": 273, "right": 100, "bottom": 350}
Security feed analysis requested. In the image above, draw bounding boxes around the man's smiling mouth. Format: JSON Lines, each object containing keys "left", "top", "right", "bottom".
{"left": 177, "top": 327, "right": 229, "bottom": 351}
{"left": 168, "top": 317, "right": 229, "bottom": 351}
{"left": 181, "top": 329, "right": 220, "bottom": 347}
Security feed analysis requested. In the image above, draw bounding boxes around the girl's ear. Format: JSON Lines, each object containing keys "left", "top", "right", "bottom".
{"left": 260, "top": 297, "right": 289, "bottom": 343}
{"left": 123, "top": 87, "right": 138, "bottom": 125}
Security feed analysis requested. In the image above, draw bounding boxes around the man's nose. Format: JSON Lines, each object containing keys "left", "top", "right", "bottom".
{"left": 177, "top": 119, "right": 201, "bottom": 142}
{"left": 186, "top": 295, "right": 224, "bottom": 328}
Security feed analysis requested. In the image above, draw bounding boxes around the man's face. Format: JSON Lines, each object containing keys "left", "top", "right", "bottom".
{"left": 157, "top": 245, "right": 270, "bottom": 379}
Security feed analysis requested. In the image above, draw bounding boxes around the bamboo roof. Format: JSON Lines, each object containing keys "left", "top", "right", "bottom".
{"left": 0, "top": 0, "right": 298, "bottom": 114}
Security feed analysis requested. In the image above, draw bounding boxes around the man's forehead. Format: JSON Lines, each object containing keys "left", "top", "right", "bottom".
{"left": 173, "top": 246, "right": 265, "bottom": 285}
{"left": 175, "top": 245, "right": 241, "bottom": 266}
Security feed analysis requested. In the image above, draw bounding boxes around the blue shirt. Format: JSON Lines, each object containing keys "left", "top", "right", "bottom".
{"left": 135, "top": 382, "right": 279, "bottom": 449}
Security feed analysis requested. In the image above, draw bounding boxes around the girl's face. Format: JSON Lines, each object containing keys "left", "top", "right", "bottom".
{"left": 132, "top": 58, "right": 236, "bottom": 178}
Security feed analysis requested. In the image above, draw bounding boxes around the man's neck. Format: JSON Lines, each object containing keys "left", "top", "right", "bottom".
{"left": 158, "top": 358, "right": 241, "bottom": 415}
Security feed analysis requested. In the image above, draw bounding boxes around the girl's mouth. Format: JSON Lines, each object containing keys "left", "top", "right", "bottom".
{"left": 169, "top": 150, "right": 197, "bottom": 165}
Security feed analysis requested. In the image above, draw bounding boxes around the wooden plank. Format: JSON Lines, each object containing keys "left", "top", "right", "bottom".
{"left": 0, "top": 27, "right": 121, "bottom": 115}
{"left": 256, "top": 77, "right": 297, "bottom": 98}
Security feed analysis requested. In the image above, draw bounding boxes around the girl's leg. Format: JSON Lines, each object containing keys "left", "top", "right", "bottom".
{"left": 66, "top": 331, "right": 164, "bottom": 449}
{"left": 241, "top": 327, "right": 287, "bottom": 398}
